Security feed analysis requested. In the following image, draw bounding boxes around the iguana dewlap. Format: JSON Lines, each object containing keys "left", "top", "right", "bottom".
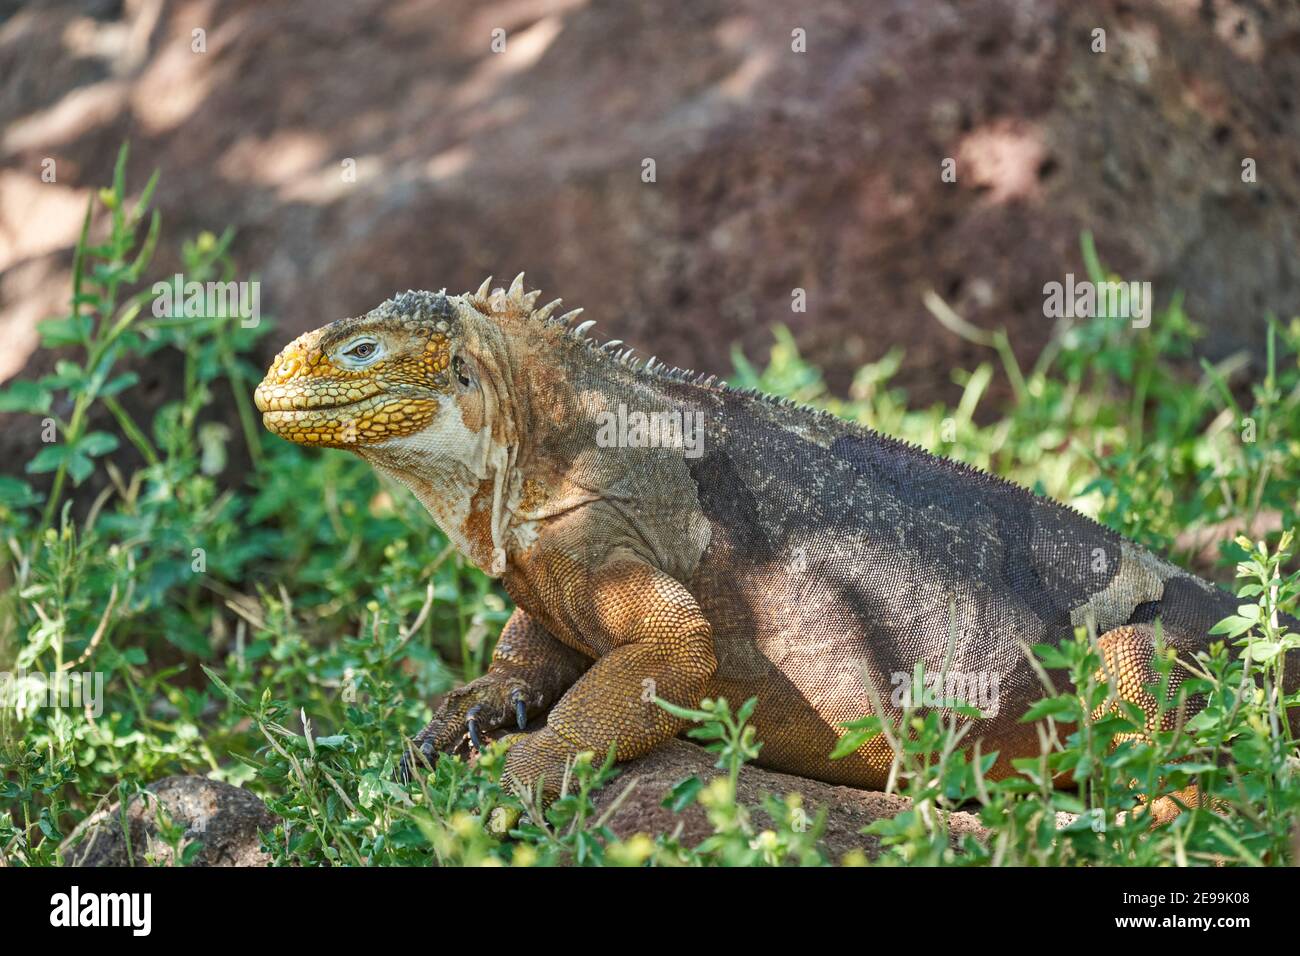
{"left": 254, "top": 275, "right": 1284, "bottom": 794}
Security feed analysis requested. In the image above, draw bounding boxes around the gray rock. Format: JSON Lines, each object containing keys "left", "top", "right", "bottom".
{"left": 61, "top": 775, "right": 277, "bottom": 867}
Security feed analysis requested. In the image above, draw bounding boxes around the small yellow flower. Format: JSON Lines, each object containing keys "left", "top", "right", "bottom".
{"left": 511, "top": 844, "right": 539, "bottom": 867}
{"left": 699, "top": 776, "right": 734, "bottom": 809}
{"left": 608, "top": 833, "right": 656, "bottom": 866}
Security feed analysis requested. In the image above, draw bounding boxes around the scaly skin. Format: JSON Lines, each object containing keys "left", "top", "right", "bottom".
{"left": 255, "top": 275, "right": 1298, "bottom": 797}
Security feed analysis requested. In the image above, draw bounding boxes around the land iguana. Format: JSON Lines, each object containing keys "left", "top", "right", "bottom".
{"left": 253, "top": 275, "right": 1294, "bottom": 794}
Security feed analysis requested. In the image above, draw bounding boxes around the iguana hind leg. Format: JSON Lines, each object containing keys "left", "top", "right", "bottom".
{"left": 502, "top": 557, "right": 717, "bottom": 796}
{"left": 401, "top": 608, "right": 589, "bottom": 780}
{"left": 1091, "top": 623, "right": 1193, "bottom": 737}
{"left": 1090, "top": 622, "right": 1205, "bottom": 823}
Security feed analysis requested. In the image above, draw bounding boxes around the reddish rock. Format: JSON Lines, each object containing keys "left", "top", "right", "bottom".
{"left": 589, "top": 738, "right": 990, "bottom": 861}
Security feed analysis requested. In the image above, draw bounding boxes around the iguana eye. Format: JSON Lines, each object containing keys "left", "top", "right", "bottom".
{"left": 344, "top": 340, "right": 377, "bottom": 360}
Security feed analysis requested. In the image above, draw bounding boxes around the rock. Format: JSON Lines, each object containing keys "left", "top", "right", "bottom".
{"left": 590, "top": 739, "right": 989, "bottom": 861}
{"left": 4, "top": 1, "right": 1299, "bottom": 493}
{"left": 57, "top": 753, "right": 1032, "bottom": 864}
{"left": 60, "top": 775, "right": 277, "bottom": 866}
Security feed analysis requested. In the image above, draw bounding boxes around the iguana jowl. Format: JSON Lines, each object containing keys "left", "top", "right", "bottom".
{"left": 254, "top": 275, "right": 1286, "bottom": 794}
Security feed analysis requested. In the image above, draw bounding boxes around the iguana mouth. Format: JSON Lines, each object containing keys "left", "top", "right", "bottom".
{"left": 255, "top": 382, "right": 439, "bottom": 447}
{"left": 253, "top": 382, "right": 383, "bottom": 413}
{"left": 256, "top": 394, "right": 371, "bottom": 413}
{"left": 256, "top": 392, "right": 382, "bottom": 445}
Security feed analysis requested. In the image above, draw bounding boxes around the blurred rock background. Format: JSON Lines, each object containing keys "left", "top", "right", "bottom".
{"left": 2, "top": 0, "right": 1298, "bottom": 413}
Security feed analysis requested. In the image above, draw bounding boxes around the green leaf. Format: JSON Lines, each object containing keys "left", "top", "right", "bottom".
{"left": 25, "top": 444, "right": 69, "bottom": 474}
{"left": 100, "top": 372, "right": 140, "bottom": 397}
{"left": 200, "top": 664, "right": 252, "bottom": 712}
{"left": 1033, "top": 643, "right": 1073, "bottom": 669}
{"left": 663, "top": 776, "right": 703, "bottom": 812}
{"left": 65, "top": 451, "right": 94, "bottom": 484}
{"left": 829, "top": 726, "right": 880, "bottom": 760}
{"left": 37, "top": 314, "right": 93, "bottom": 347}
{"left": 1090, "top": 714, "right": 1140, "bottom": 737}
{"left": 685, "top": 723, "right": 723, "bottom": 741}
{"left": 0, "top": 380, "right": 53, "bottom": 414}
{"left": 38, "top": 811, "right": 62, "bottom": 842}
{"left": 180, "top": 840, "right": 205, "bottom": 865}
{"left": 1245, "top": 641, "right": 1282, "bottom": 662}
{"left": 77, "top": 431, "right": 120, "bottom": 457}
{"left": 1170, "top": 761, "right": 1220, "bottom": 773}
{"left": 1209, "top": 616, "right": 1255, "bottom": 637}
{"left": 1021, "top": 696, "right": 1079, "bottom": 723}
{"left": 839, "top": 715, "right": 883, "bottom": 730}
{"left": 0, "top": 477, "right": 38, "bottom": 508}
{"left": 126, "top": 209, "right": 161, "bottom": 281}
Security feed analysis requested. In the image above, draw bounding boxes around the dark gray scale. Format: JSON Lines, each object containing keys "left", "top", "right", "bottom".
{"left": 658, "top": 375, "right": 1256, "bottom": 731}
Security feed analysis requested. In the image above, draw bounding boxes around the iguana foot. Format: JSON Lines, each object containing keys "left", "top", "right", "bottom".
{"left": 500, "top": 726, "right": 585, "bottom": 798}
{"left": 399, "top": 674, "right": 539, "bottom": 782}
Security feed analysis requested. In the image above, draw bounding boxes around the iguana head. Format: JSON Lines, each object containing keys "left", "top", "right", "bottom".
{"left": 254, "top": 289, "right": 463, "bottom": 449}
{"left": 254, "top": 274, "right": 580, "bottom": 572}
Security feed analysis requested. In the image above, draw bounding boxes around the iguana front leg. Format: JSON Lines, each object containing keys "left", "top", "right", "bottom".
{"left": 500, "top": 557, "right": 717, "bottom": 796}
{"left": 400, "top": 608, "right": 589, "bottom": 781}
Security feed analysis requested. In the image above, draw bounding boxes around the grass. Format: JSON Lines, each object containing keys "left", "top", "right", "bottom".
{"left": 1, "top": 146, "right": 1298, "bottom": 866}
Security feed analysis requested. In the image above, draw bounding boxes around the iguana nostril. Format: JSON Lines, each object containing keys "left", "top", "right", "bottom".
{"left": 275, "top": 354, "right": 303, "bottom": 381}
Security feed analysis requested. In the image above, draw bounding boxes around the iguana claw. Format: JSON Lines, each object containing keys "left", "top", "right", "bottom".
{"left": 398, "top": 739, "right": 435, "bottom": 784}
{"left": 466, "top": 704, "right": 486, "bottom": 751}
{"left": 398, "top": 670, "right": 551, "bottom": 783}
